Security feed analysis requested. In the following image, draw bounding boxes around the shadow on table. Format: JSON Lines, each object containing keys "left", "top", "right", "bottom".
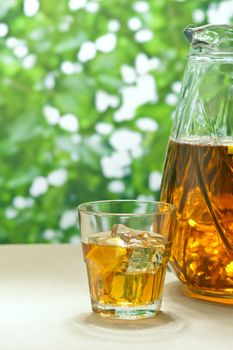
{"left": 71, "top": 309, "right": 185, "bottom": 342}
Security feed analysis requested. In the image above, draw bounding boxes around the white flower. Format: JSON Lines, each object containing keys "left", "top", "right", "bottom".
{"left": 120, "top": 64, "right": 137, "bottom": 84}
{"left": 114, "top": 74, "right": 158, "bottom": 122}
{"left": 207, "top": 1, "right": 233, "bottom": 25}
{"left": 13, "top": 45, "right": 28, "bottom": 58}
{"left": 171, "top": 81, "right": 182, "bottom": 94}
{"left": 135, "top": 53, "right": 160, "bottom": 75}
{"left": 78, "top": 41, "right": 96, "bottom": 62}
{"left": 44, "top": 73, "right": 56, "bottom": 90}
{"left": 127, "top": 17, "right": 142, "bottom": 31}
{"left": 192, "top": 9, "right": 205, "bottom": 23}
{"left": 22, "top": 54, "right": 37, "bottom": 69}
{"left": 108, "top": 180, "right": 125, "bottom": 193}
{"left": 24, "top": 0, "right": 40, "bottom": 17}
{"left": 136, "top": 117, "right": 159, "bottom": 132}
{"left": 59, "top": 16, "right": 73, "bottom": 32}
{"left": 133, "top": 1, "right": 150, "bottom": 13}
{"left": 149, "top": 171, "right": 162, "bottom": 191}
{"left": 59, "top": 114, "right": 79, "bottom": 132}
{"left": 13, "top": 196, "right": 34, "bottom": 209}
{"left": 135, "top": 29, "right": 153, "bottom": 43}
{"left": 59, "top": 210, "right": 76, "bottom": 230}
{"left": 68, "top": 0, "right": 87, "bottom": 11}
{"left": 101, "top": 152, "right": 131, "bottom": 178}
{"left": 96, "top": 33, "right": 117, "bottom": 53}
{"left": 43, "top": 105, "right": 60, "bottom": 125}
{"left": 95, "top": 122, "right": 113, "bottom": 135}
{"left": 6, "top": 37, "right": 22, "bottom": 49}
{"left": 85, "top": 2, "right": 99, "bottom": 13}
{"left": 60, "top": 61, "right": 82, "bottom": 74}
{"left": 29, "top": 176, "right": 48, "bottom": 197}
{"left": 131, "top": 146, "right": 144, "bottom": 159}
{"left": 71, "top": 134, "right": 82, "bottom": 144}
{"left": 108, "top": 19, "right": 120, "bottom": 32}
{"left": 5, "top": 208, "right": 17, "bottom": 219}
{"left": 137, "top": 194, "right": 154, "bottom": 201}
{"left": 47, "top": 168, "right": 68, "bottom": 187}
{"left": 43, "top": 229, "right": 57, "bottom": 240}
{"left": 0, "top": 23, "right": 9, "bottom": 37}
{"left": 69, "top": 235, "right": 81, "bottom": 244}
{"left": 95, "top": 90, "right": 119, "bottom": 112}
{"left": 165, "top": 93, "right": 178, "bottom": 106}
{"left": 110, "top": 129, "right": 142, "bottom": 152}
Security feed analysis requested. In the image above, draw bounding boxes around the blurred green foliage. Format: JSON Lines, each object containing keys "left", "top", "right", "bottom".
{"left": 0, "top": 0, "right": 227, "bottom": 243}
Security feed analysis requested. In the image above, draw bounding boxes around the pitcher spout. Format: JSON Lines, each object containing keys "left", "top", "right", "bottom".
{"left": 184, "top": 24, "right": 233, "bottom": 54}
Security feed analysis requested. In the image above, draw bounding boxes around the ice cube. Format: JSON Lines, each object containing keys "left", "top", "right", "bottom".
{"left": 111, "top": 224, "right": 131, "bottom": 237}
{"left": 111, "top": 224, "right": 166, "bottom": 247}
{"left": 127, "top": 245, "right": 166, "bottom": 273}
{"left": 111, "top": 223, "right": 143, "bottom": 242}
{"left": 137, "top": 231, "right": 167, "bottom": 247}
{"left": 109, "top": 226, "right": 167, "bottom": 273}
{"left": 110, "top": 224, "right": 135, "bottom": 244}
{"left": 127, "top": 247, "right": 152, "bottom": 273}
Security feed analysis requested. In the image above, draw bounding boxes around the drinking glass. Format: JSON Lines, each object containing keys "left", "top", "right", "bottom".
{"left": 78, "top": 200, "right": 176, "bottom": 320}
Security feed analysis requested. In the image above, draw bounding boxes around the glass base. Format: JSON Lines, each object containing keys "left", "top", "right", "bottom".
{"left": 185, "top": 288, "right": 233, "bottom": 304}
{"left": 92, "top": 300, "right": 162, "bottom": 320}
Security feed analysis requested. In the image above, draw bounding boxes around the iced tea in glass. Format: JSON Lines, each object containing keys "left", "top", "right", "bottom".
{"left": 78, "top": 200, "right": 176, "bottom": 320}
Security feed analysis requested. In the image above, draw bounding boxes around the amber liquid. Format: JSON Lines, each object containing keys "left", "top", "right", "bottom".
{"left": 82, "top": 236, "right": 171, "bottom": 314}
{"left": 160, "top": 138, "right": 233, "bottom": 300}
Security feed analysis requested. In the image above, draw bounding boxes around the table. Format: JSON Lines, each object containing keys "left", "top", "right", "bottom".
{"left": 0, "top": 244, "right": 232, "bottom": 350}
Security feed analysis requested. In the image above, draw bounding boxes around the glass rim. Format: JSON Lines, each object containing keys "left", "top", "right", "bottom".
{"left": 77, "top": 199, "right": 176, "bottom": 217}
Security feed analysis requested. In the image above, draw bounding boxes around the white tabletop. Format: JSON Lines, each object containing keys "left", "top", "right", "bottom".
{"left": 0, "top": 244, "right": 232, "bottom": 350}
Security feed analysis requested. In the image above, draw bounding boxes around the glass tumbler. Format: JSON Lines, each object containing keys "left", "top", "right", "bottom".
{"left": 78, "top": 200, "right": 176, "bottom": 320}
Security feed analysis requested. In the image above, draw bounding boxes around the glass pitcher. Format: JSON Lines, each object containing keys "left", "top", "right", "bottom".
{"left": 160, "top": 24, "right": 233, "bottom": 302}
